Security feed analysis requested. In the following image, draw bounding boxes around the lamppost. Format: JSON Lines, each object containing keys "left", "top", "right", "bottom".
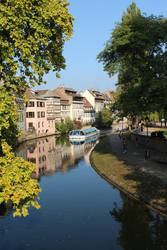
{"left": 145, "top": 117, "right": 149, "bottom": 137}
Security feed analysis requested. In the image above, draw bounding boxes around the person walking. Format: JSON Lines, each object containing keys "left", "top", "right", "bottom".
{"left": 122, "top": 138, "right": 127, "bottom": 153}
{"left": 145, "top": 149, "right": 150, "bottom": 160}
{"left": 119, "top": 130, "right": 122, "bottom": 139}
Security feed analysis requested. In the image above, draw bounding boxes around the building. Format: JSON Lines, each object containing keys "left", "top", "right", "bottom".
{"left": 83, "top": 97, "right": 95, "bottom": 124}
{"left": 53, "top": 90, "right": 71, "bottom": 120}
{"left": 103, "top": 90, "right": 115, "bottom": 107}
{"left": 25, "top": 89, "right": 55, "bottom": 135}
{"left": 55, "top": 86, "right": 84, "bottom": 121}
{"left": 81, "top": 89, "right": 104, "bottom": 115}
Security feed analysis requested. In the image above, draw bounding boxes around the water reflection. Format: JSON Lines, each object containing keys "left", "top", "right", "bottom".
{"left": 17, "top": 135, "right": 98, "bottom": 178}
{"left": 110, "top": 192, "right": 167, "bottom": 250}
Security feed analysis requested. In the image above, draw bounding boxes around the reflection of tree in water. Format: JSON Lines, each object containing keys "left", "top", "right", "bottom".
{"left": 0, "top": 202, "right": 12, "bottom": 218}
{"left": 56, "top": 136, "right": 70, "bottom": 147}
{"left": 110, "top": 192, "right": 167, "bottom": 250}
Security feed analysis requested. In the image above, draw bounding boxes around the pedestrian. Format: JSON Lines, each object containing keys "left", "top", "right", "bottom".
{"left": 144, "top": 149, "right": 150, "bottom": 160}
{"left": 135, "top": 136, "right": 138, "bottom": 147}
{"left": 122, "top": 138, "right": 127, "bottom": 153}
{"left": 119, "top": 130, "right": 122, "bottom": 139}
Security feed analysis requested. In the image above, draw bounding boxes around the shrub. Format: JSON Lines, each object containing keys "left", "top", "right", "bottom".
{"left": 55, "top": 117, "right": 74, "bottom": 135}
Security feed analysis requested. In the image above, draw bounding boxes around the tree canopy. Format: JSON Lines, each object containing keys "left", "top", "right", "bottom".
{"left": 0, "top": 0, "right": 74, "bottom": 216}
{"left": 97, "top": 2, "right": 167, "bottom": 119}
{"left": 0, "top": 0, "right": 74, "bottom": 92}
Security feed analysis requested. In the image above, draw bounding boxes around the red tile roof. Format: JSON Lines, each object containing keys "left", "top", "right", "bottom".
{"left": 83, "top": 97, "right": 93, "bottom": 108}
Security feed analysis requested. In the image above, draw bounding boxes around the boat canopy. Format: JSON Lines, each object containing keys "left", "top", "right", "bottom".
{"left": 82, "top": 127, "right": 97, "bottom": 134}
{"left": 70, "top": 127, "right": 97, "bottom": 136}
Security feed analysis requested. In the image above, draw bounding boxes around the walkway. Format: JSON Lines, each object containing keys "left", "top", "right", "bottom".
{"left": 109, "top": 134, "right": 167, "bottom": 184}
{"left": 91, "top": 132, "right": 167, "bottom": 217}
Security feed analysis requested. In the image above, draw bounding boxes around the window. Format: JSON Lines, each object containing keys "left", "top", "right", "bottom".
{"left": 41, "top": 112, "right": 45, "bottom": 118}
{"left": 37, "top": 101, "right": 45, "bottom": 107}
{"left": 37, "top": 112, "right": 40, "bottom": 118}
{"left": 26, "top": 112, "right": 35, "bottom": 118}
{"left": 42, "top": 121, "right": 44, "bottom": 127}
{"left": 29, "top": 101, "right": 35, "bottom": 107}
{"left": 26, "top": 101, "right": 35, "bottom": 107}
{"left": 28, "top": 122, "right": 33, "bottom": 128}
{"left": 38, "top": 122, "right": 40, "bottom": 128}
{"left": 28, "top": 158, "right": 36, "bottom": 163}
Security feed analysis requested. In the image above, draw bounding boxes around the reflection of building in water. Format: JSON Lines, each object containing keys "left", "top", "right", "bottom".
{"left": 17, "top": 135, "right": 97, "bottom": 178}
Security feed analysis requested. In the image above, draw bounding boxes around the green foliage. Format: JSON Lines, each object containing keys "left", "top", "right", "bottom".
{"left": 0, "top": 142, "right": 41, "bottom": 217}
{"left": 95, "top": 108, "right": 113, "bottom": 128}
{"left": 56, "top": 135, "right": 70, "bottom": 146}
{"left": 0, "top": 0, "right": 74, "bottom": 217}
{"left": 56, "top": 117, "right": 74, "bottom": 135}
{"left": 0, "top": 0, "right": 74, "bottom": 92}
{"left": 0, "top": 87, "right": 19, "bottom": 153}
{"left": 97, "top": 2, "right": 167, "bottom": 119}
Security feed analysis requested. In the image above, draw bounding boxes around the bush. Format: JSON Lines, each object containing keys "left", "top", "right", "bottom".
{"left": 55, "top": 117, "right": 74, "bottom": 135}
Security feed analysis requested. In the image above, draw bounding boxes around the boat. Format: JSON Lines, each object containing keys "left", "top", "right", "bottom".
{"left": 69, "top": 127, "right": 100, "bottom": 142}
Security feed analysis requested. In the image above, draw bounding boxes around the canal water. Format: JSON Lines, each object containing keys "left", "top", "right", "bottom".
{"left": 1, "top": 135, "right": 167, "bottom": 250}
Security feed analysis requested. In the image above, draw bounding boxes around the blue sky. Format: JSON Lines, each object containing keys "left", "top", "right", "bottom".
{"left": 37, "top": 0, "right": 167, "bottom": 92}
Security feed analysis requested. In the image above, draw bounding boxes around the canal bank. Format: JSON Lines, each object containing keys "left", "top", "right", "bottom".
{"left": 90, "top": 134, "right": 167, "bottom": 218}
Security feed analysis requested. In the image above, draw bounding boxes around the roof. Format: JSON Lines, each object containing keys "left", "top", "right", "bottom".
{"left": 39, "top": 90, "right": 60, "bottom": 98}
{"left": 35, "top": 90, "right": 48, "bottom": 96}
{"left": 103, "top": 93, "right": 111, "bottom": 102}
{"left": 53, "top": 89, "right": 71, "bottom": 102}
{"left": 104, "top": 90, "right": 115, "bottom": 101}
{"left": 25, "top": 88, "right": 46, "bottom": 100}
{"left": 64, "top": 87, "right": 76, "bottom": 93}
{"left": 83, "top": 97, "right": 93, "bottom": 108}
{"left": 73, "top": 93, "right": 83, "bottom": 98}
{"left": 89, "top": 89, "right": 104, "bottom": 100}
{"left": 25, "top": 88, "right": 36, "bottom": 99}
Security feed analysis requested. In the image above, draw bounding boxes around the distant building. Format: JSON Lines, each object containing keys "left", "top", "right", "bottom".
{"left": 81, "top": 89, "right": 104, "bottom": 115}
{"left": 55, "top": 86, "right": 84, "bottom": 121}
{"left": 36, "top": 90, "right": 61, "bottom": 122}
{"left": 103, "top": 90, "right": 115, "bottom": 107}
{"left": 25, "top": 89, "right": 55, "bottom": 135}
{"left": 53, "top": 90, "right": 71, "bottom": 120}
{"left": 83, "top": 97, "right": 95, "bottom": 124}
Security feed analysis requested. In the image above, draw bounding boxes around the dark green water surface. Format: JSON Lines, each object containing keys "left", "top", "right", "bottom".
{"left": 0, "top": 135, "right": 167, "bottom": 250}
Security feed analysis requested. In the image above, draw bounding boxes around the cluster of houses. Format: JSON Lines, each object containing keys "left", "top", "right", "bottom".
{"left": 17, "top": 86, "right": 115, "bottom": 137}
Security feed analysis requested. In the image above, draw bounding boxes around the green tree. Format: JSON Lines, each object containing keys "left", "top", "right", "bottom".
{"left": 0, "top": 0, "right": 74, "bottom": 92}
{"left": 0, "top": 0, "right": 74, "bottom": 144}
{"left": 0, "top": 0, "right": 74, "bottom": 216}
{"left": 95, "top": 108, "right": 113, "bottom": 128}
{"left": 97, "top": 2, "right": 167, "bottom": 120}
{"left": 56, "top": 117, "right": 74, "bottom": 135}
